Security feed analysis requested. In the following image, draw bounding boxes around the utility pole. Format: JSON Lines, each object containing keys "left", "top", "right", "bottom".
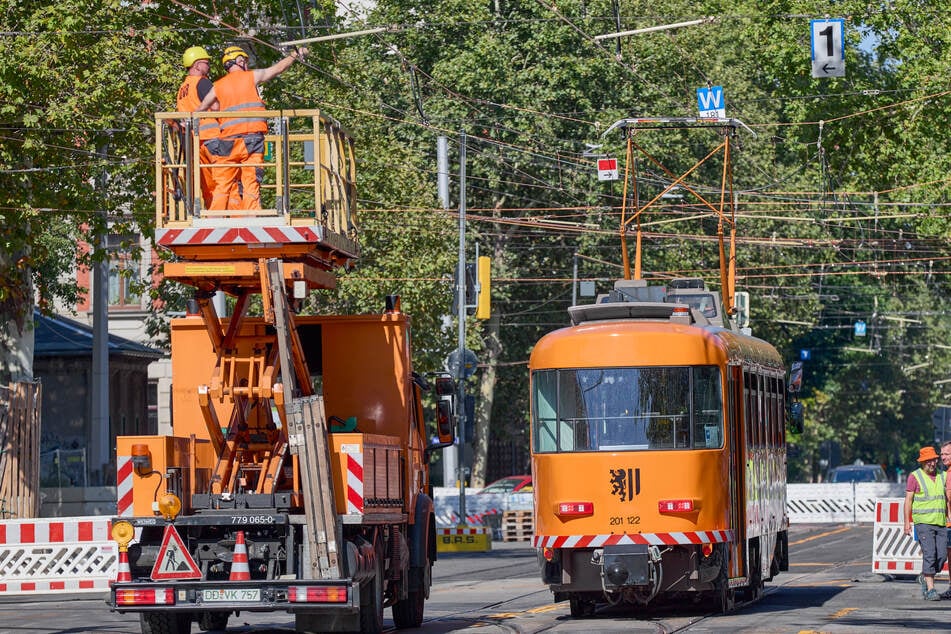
{"left": 91, "top": 135, "right": 111, "bottom": 486}
{"left": 456, "top": 131, "right": 468, "bottom": 523}
{"left": 437, "top": 135, "right": 458, "bottom": 490}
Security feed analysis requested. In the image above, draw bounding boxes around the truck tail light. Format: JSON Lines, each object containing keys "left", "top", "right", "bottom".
{"left": 115, "top": 588, "right": 175, "bottom": 606}
{"left": 288, "top": 585, "right": 348, "bottom": 603}
{"left": 555, "top": 501, "right": 594, "bottom": 517}
{"left": 658, "top": 499, "right": 697, "bottom": 513}
{"left": 701, "top": 543, "right": 714, "bottom": 557}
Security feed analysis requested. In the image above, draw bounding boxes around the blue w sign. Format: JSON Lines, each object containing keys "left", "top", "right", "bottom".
{"left": 696, "top": 86, "right": 726, "bottom": 118}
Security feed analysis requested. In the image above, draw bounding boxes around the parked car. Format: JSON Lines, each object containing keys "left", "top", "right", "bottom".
{"left": 827, "top": 464, "right": 888, "bottom": 483}
{"left": 477, "top": 475, "right": 532, "bottom": 494}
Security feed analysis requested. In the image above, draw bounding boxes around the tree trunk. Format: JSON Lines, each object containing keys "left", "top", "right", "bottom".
{"left": 0, "top": 245, "right": 34, "bottom": 383}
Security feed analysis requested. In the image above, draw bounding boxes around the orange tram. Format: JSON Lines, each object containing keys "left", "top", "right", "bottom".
{"left": 530, "top": 279, "right": 801, "bottom": 614}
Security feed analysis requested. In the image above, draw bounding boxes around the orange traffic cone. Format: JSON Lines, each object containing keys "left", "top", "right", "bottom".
{"left": 229, "top": 531, "right": 251, "bottom": 581}
{"left": 115, "top": 548, "right": 132, "bottom": 583}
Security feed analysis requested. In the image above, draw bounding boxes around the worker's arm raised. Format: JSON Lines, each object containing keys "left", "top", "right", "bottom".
{"left": 254, "top": 47, "right": 307, "bottom": 85}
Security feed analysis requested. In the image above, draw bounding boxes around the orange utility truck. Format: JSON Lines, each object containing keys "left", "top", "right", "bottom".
{"left": 107, "top": 110, "right": 455, "bottom": 634}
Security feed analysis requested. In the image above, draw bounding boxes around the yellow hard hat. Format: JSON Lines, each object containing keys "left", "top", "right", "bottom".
{"left": 182, "top": 46, "right": 211, "bottom": 68}
{"left": 222, "top": 45, "right": 249, "bottom": 68}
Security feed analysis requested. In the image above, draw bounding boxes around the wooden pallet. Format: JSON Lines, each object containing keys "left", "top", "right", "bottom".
{"left": 501, "top": 510, "right": 534, "bottom": 542}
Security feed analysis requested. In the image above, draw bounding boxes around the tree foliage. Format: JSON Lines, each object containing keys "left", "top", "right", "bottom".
{"left": 3, "top": 0, "right": 951, "bottom": 479}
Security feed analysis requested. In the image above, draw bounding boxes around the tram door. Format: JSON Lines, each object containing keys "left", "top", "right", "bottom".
{"left": 727, "top": 364, "right": 747, "bottom": 580}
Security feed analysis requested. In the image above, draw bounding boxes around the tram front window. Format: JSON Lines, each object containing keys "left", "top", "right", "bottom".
{"left": 532, "top": 366, "right": 723, "bottom": 453}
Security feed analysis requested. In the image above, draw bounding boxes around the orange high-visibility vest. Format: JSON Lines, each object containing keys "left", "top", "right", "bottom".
{"left": 176, "top": 76, "right": 220, "bottom": 141}
{"left": 213, "top": 70, "right": 268, "bottom": 137}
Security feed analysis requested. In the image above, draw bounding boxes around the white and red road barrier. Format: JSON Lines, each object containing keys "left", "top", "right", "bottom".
{"left": 0, "top": 516, "right": 116, "bottom": 595}
{"left": 872, "top": 497, "right": 948, "bottom": 577}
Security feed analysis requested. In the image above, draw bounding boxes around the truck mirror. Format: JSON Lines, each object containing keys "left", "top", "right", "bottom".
{"left": 434, "top": 375, "right": 455, "bottom": 397}
{"left": 788, "top": 362, "right": 803, "bottom": 394}
{"left": 436, "top": 395, "right": 455, "bottom": 444}
{"left": 787, "top": 401, "right": 804, "bottom": 434}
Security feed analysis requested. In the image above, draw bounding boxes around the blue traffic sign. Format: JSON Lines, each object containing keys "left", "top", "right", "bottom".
{"left": 696, "top": 86, "right": 726, "bottom": 118}
{"left": 800, "top": 349, "right": 811, "bottom": 361}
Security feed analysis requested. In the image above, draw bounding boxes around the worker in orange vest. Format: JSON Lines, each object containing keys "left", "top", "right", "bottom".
{"left": 176, "top": 46, "right": 233, "bottom": 210}
{"left": 197, "top": 45, "right": 307, "bottom": 210}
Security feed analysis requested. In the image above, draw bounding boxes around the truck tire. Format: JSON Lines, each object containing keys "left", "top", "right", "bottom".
{"left": 198, "top": 611, "right": 229, "bottom": 631}
{"left": 392, "top": 563, "right": 428, "bottom": 628}
{"left": 140, "top": 612, "right": 191, "bottom": 634}
{"left": 359, "top": 538, "right": 384, "bottom": 633}
{"left": 569, "top": 596, "right": 596, "bottom": 617}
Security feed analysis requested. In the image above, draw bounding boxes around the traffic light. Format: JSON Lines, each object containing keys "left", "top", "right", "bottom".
{"left": 476, "top": 256, "right": 491, "bottom": 320}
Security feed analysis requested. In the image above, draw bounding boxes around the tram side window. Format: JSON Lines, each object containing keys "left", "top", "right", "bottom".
{"left": 693, "top": 366, "right": 723, "bottom": 448}
{"left": 743, "top": 372, "right": 756, "bottom": 447}
{"left": 532, "top": 370, "right": 562, "bottom": 452}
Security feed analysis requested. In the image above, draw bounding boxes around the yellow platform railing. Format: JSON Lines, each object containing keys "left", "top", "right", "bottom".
{"left": 155, "top": 109, "right": 357, "bottom": 240}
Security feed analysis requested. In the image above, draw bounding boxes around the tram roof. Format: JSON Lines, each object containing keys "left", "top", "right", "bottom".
{"left": 530, "top": 316, "right": 783, "bottom": 373}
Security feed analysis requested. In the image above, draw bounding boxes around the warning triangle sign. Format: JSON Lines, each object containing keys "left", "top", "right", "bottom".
{"left": 151, "top": 524, "right": 202, "bottom": 580}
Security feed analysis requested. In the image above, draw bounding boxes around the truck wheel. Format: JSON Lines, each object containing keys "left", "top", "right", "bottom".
{"left": 392, "top": 563, "right": 429, "bottom": 628}
{"left": 569, "top": 596, "right": 596, "bottom": 617}
{"left": 359, "top": 538, "right": 384, "bottom": 633}
{"left": 198, "top": 611, "right": 229, "bottom": 631}
{"left": 140, "top": 612, "right": 190, "bottom": 634}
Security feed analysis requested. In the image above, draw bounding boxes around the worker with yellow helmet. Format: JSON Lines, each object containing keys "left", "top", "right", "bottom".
{"left": 176, "top": 46, "right": 235, "bottom": 209}
{"left": 197, "top": 45, "right": 308, "bottom": 210}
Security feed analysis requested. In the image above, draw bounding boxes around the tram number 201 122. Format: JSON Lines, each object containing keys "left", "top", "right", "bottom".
{"left": 609, "top": 516, "right": 641, "bottom": 526}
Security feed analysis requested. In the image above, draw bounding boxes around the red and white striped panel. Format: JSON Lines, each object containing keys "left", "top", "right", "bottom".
{"left": 117, "top": 455, "right": 134, "bottom": 517}
{"left": 533, "top": 530, "right": 734, "bottom": 549}
{"left": 871, "top": 498, "right": 947, "bottom": 576}
{"left": 156, "top": 226, "right": 321, "bottom": 247}
{"left": 0, "top": 578, "right": 113, "bottom": 594}
{"left": 345, "top": 452, "right": 364, "bottom": 515}
{"left": 0, "top": 517, "right": 112, "bottom": 545}
{"left": 438, "top": 527, "right": 490, "bottom": 536}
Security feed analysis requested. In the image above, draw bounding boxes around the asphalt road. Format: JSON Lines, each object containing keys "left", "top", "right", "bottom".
{"left": 1, "top": 523, "right": 947, "bottom": 633}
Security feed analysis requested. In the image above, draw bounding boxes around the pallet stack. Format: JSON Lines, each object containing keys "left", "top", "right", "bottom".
{"left": 0, "top": 380, "right": 42, "bottom": 519}
{"left": 501, "top": 510, "right": 534, "bottom": 542}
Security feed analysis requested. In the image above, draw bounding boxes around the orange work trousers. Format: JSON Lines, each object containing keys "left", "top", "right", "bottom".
{"left": 197, "top": 140, "right": 233, "bottom": 210}
{"left": 208, "top": 133, "right": 265, "bottom": 211}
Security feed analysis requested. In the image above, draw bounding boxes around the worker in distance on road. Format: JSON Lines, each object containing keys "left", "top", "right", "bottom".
{"left": 904, "top": 446, "right": 947, "bottom": 601}
{"left": 197, "top": 45, "right": 308, "bottom": 210}
{"left": 176, "top": 46, "right": 232, "bottom": 210}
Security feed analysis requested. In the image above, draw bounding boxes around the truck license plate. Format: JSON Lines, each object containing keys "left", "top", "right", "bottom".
{"left": 201, "top": 588, "right": 260, "bottom": 602}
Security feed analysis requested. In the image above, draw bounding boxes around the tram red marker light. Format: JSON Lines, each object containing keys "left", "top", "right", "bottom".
{"left": 658, "top": 499, "right": 696, "bottom": 513}
{"left": 555, "top": 502, "right": 594, "bottom": 517}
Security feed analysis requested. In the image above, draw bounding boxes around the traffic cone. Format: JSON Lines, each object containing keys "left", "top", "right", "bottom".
{"left": 229, "top": 531, "right": 251, "bottom": 581}
{"left": 115, "top": 548, "right": 132, "bottom": 583}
